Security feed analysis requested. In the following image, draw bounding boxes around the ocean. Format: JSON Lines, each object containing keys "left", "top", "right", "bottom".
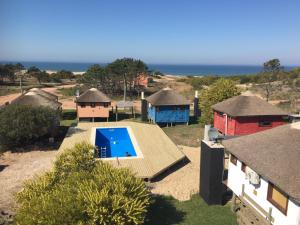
{"left": 0, "top": 61, "right": 297, "bottom": 76}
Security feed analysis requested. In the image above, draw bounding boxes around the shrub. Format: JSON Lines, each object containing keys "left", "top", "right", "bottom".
{"left": 15, "top": 142, "right": 150, "bottom": 225}
{"left": 0, "top": 105, "right": 59, "bottom": 149}
{"left": 199, "top": 78, "right": 241, "bottom": 124}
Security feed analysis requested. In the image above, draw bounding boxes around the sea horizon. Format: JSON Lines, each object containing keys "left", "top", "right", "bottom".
{"left": 0, "top": 61, "right": 298, "bottom": 76}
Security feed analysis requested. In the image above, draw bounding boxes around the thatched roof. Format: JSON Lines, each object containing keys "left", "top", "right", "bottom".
{"left": 11, "top": 91, "right": 62, "bottom": 110}
{"left": 223, "top": 122, "right": 300, "bottom": 202}
{"left": 76, "top": 88, "right": 111, "bottom": 103}
{"left": 212, "top": 95, "right": 287, "bottom": 117}
{"left": 29, "top": 88, "right": 58, "bottom": 101}
{"left": 146, "top": 87, "right": 190, "bottom": 106}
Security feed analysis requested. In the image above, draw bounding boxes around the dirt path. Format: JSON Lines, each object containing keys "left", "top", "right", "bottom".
{"left": 150, "top": 146, "right": 200, "bottom": 201}
{"left": 0, "top": 93, "right": 21, "bottom": 105}
{"left": 0, "top": 150, "right": 57, "bottom": 213}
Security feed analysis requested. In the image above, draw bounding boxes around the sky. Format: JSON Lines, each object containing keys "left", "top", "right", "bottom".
{"left": 0, "top": 0, "right": 300, "bottom": 65}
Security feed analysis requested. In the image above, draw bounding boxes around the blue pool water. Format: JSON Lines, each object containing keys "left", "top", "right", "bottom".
{"left": 95, "top": 128, "right": 137, "bottom": 158}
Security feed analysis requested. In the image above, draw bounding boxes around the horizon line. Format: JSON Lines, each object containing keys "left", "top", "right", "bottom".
{"left": 0, "top": 60, "right": 299, "bottom": 67}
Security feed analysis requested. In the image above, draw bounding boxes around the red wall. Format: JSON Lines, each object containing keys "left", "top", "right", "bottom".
{"left": 213, "top": 111, "right": 286, "bottom": 135}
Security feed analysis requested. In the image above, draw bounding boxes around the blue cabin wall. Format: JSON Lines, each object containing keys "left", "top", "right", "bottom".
{"left": 148, "top": 105, "right": 189, "bottom": 123}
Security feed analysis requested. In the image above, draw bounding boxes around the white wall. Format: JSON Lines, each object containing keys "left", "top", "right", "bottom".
{"left": 227, "top": 157, "right": 300, "bottom": 225}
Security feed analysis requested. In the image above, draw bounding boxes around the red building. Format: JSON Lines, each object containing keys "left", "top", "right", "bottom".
{"left": 212, "top": 95, "right": 287, "bottom": 135}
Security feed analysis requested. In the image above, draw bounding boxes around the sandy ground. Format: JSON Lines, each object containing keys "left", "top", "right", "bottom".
{"left": 0, "top": 93, "right": 21, "bottom": 105}
{"left": 150, "top": 146, "right": 200, "bottom": 201}
{"left": 0, "top": 150, "right": 57, "bottom": 213}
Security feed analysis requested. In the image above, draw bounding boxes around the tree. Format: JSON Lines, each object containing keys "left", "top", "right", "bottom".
{"left": 82, "top": 64, "right": 108, "bottom": 91}
{"left": 16, "top": 142, "right": 150, "bottom": 225}
{"left": 0, "top": 105, "right": 59, "bottom": 149}
{"left": 0, "top": 63, "right": 24, "bottom": 83}
{"left": 261, "top": 59, "right": 283, "bottom": 101}
{"left": 27, "top": 66, "right": 50, "bottom": 84}
{"left": 199, "top": 78, "right": 241, "bottom": 124}
{"left": 106, "top": 58, "right": 148, "bottom": 99}
{"left": 52, "top": 70, "right": 75, "bottom": 79}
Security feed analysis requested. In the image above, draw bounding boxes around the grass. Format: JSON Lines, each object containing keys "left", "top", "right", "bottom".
{"left": 60, "top": 109, "right": 77, "bottom": 127}
{"left": 162, "top": 122, "right": 203, "bottom": 147}
{"left": 58, "top": 87, "right": 77, "bottom": 97}
{"left": 145, "top": 195, "right": 237, "bottom": 225}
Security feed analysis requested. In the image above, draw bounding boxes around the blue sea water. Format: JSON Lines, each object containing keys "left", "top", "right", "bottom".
{"left": 0, "top": 61, "right": 297, "bottom": 76}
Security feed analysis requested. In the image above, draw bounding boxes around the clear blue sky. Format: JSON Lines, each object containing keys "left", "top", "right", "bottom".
{"left": 1, "top": 0, "right": 300, "bottom": 65}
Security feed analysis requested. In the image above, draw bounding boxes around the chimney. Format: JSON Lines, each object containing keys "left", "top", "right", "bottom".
{"left": 204, "top": 124, "right": 211, "bottom": 141}
{"left": 75, "top": 89, "right": 80, "bottom": 97}
{"left": 194, "top": 90, "right": 200, "bottom": 119}
{"left": 141, "top": 92, "right": 147, "bottom": 121}
{"left": 200, "top": 124, "right": 225, "bottom": 205}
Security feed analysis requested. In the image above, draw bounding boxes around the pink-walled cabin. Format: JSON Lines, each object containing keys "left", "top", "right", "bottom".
{"left": 134, "top": 73, "right": 148, "bottom": 88}
{"left": 212, "top": 95, "right": 287, "bottom": 136}
{"left": 76, "top": 88, "right": 111, "bottom": 121}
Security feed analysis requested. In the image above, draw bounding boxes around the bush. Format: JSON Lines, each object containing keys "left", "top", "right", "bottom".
{"left": 0, "top": 105, "right": 59, "bottom": 149}
{"left": 15, "top": 142, "right": 150, "bottom": 225}
{"left": 199, "top": 78, "right": 241, "bottom": 124}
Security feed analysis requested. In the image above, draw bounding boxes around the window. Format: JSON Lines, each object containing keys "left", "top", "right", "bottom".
{"left": 259, "top": 121, "right": 272, "bottom": 127}
{"left": 91, "top": 103, "right": 96, "bottom": 108}
{"left": 217, "top": 111, "right": 223, "bottom": 117}
{"left": 267, "top": 183, "right": 288, "bottom": 215}
{"left": 103, "top": 103, "right": 109, "bottom": 108}
{"left": 81, "top": 104, "right": 86, "bottom": 108}
{"left": 241, "top": 162, "right": 246, "bottom": 172}
{"left": 230, "top": 154, "right": 237, "bottom": 165}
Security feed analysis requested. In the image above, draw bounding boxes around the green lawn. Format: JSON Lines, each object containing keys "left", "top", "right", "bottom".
{"left": 162, "top": 123, "right": 204, "bottom": 147}
{"left": 145, "top": 195, "right": 237, "bottom": 225}
{"left": 58, "top": 87, "right": 77, "bottom": 97}
{"left": 60, "top": 109, "right": 77, "bottom": 127}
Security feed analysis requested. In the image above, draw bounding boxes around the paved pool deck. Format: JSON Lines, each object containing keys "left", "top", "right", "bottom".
{"left": 59, "top": 121, "right": 186, "bottom": 179}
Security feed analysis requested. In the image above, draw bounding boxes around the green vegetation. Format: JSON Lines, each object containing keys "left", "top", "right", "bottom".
{"left": 58, "top": 86, "right": 77, "bottom": 97}
{"left": 163, "top": 123, "right": 204, "bottom": 147}
{"left": 145, "top": 195, "right": 237, "bottom": 225}
{"left": 60, "top": 109, "right": 77, "bottom": 127}
{"left": 0, "top": 63, "right": 24, "bottom": 83}
{"left": 0, "top": 105, "right": 59, "bottom": 150}
{"left": 200, "top": 79, "right": 241, "bottom": 124}
{"left": 15, "top": 142, "right": 150, "bottom": 225}
{"left": 51, "top": 70, "right": 75, "bottom": 80}
{"left": 82, "top": 58, "right": 148, "bottom": 96}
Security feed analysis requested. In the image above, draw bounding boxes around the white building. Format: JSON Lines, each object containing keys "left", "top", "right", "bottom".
{"left": 223, "top": 122, "right": 300, "bottom": 225}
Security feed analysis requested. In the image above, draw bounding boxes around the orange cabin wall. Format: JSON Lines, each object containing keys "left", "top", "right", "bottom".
{"left": 134, "top": 74, "right": 148, "bottom": 87}
{"left": 213, "top": 111, "right": 286, "bottom": 135}
{"left": 77, "top": 103, "right": 110, "bottom": 118}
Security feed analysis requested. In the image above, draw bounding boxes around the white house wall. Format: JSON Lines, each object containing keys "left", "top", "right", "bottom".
{"left": 227, "top": 159, "right": 300, "bottom": 225}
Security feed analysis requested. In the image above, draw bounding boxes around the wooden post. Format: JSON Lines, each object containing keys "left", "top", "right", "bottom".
{"left": 241, "top": 184, "right": 245, "bottom": 196}
{"left": 116, "top": 106, "right": 118, "bottom": 121}
{"left": 231, "top": 193, "right": 237, "bottom": 212}
{"left": 267, "top": 207, "right": 272, "bottom": 225}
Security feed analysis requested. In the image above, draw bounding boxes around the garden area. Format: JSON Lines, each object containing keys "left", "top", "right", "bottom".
{"left": 145, "top": 195, "right": 237, "bottom": 225}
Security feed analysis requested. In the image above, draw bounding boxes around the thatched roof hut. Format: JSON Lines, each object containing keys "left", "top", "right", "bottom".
{"left": 76, "top": 88, "right": 111, "bottom": 103}
{"left": 11, "top": 91, "right": 62, "bottom": 110}
{"left": 146, "top": 87, "right": 190, "bottom": 106}
{"left": 212, "top": 95, "right": 287, "bottom": 117}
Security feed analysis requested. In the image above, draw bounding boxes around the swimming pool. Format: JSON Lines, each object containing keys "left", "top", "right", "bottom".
{"left": 95, "top": 127, "right": 137, "bottom": 158}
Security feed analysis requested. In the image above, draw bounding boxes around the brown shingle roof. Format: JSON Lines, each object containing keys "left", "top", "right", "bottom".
{"left": 212, "top": 95, "right": 287, "bottom": 117}
{"left": 223, "top": 123, "right": 300, "bottom": 202}
{"left": 11, "top": 91, "right": 62, "bottom": 110}
{"left": 76, "top": 88, "right": 111, "bottom": 103}
{"left": 146, "top": 87, "right": 190, "bottom": 106}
